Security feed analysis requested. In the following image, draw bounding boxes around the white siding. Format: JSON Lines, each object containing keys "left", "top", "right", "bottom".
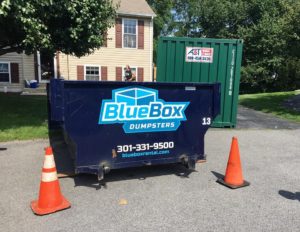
{"left": 0, "top": 52, "right": 35, "bottom": 92}
{"left": 22, "top": 54, "right": 35, "bottom": 82}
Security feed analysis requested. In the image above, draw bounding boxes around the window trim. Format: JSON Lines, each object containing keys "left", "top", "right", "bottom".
{"left": 122, "top": 65, "right": 138, "bottom": 81}
{"left": 84, "top": 65, "right": 101, "bottom": 81}
{"left": 0, "top": 61, "right": 11, "bottom": 84}
{"left": 122, "top": 18, "right": 138, "bottom": 49}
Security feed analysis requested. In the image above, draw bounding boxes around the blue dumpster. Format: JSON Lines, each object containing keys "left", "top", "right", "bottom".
{"left": 48, "top": 79, "right": 220, "bottom": 180}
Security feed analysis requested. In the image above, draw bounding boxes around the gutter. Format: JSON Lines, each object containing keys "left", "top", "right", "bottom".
{"left": 117, "top": 12, "right": 156, "bottom": 18}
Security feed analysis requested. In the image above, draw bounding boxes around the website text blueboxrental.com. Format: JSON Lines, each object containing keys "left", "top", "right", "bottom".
{"left": 121, "top": 150, "right": 170, "bottom": 158}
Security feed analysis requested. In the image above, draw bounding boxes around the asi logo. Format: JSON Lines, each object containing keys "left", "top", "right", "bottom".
{"left": 185, "top": 47, "right": 214, "bottom": 63}
{"left": 99, "top": 87, "right": 190, "bottom": 133}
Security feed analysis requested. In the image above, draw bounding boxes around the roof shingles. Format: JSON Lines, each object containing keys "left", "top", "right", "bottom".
{"left": 113, "top": 0, "right": 156, "bottom": 17}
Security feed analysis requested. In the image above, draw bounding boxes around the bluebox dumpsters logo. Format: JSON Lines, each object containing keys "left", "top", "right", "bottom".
{"left": 98, "top": 87, "right": 190, "bottom": 133}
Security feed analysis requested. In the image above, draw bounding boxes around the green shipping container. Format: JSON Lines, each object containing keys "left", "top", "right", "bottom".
{"left": 156, "top": 37, "right": 243, "bottom": 128}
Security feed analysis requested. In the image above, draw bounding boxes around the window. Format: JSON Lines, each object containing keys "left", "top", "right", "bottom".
{"left": 85, "top": 66, "right": 100, "bottom": 81}
{"left": 123, "top": 19, "right": 137, "bottom": 48}
{"left": 0, "top": 62, "right": 10, "bottom": 82}
{"left": 123, "top": 66, "right": 137, "bottom": 81}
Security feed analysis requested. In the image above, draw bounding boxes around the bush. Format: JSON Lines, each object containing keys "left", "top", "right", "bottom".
{"left": 240, "top": 58, "right": 300, "bottom": 94}
{"left": 275, "top": 59, "right": 300, "bottom": 91}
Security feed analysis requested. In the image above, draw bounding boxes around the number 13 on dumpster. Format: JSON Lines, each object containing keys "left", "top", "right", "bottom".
{"left": 202, "top": 117, "right": 211, "bottom": 125}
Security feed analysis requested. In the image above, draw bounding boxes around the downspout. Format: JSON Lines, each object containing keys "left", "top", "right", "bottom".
{"left": 37, "top": 51, "right": 41, "bottom": 81}
{"left": 21, "top": 52, "right": 25, "bottom": 87}
{"left": 54, "top": 53, "right": 57, "bottom": 79}
{"left": 55, "top": 51, "right": 60, "bottom": 78}
{"left": 57, "top": 51, "right": 60, "bottom": 78}
{"left": 150, "top": 16, "right": 153, "bottom": 82}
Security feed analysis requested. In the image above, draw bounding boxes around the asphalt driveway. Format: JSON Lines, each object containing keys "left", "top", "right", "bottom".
{"left": 0, "top": 127, "right": 299, "bottom": 232}
{"left": 1, "top": 105, "right": 299, "bottom": 231}
{"left": 236, "top": 105, "right": 300, "bottom": 129}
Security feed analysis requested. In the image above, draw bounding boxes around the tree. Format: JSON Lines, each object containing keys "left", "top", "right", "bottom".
{"left": 171, "top": 0, "right": 300, "bottom": 92}
{"left": 0, "top": 0, "right": 116, "bottom": 57}
{"left": 146, "top": 0, "right": 174, "bottom": 39}
{"left": 146, "top": 0, "right": 174, "bottom": 63}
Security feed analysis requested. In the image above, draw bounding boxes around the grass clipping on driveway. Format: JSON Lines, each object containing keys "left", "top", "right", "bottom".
{"left": 0, "top": 93, "right": 48, "bottom": 142}
{"left": 239, "top": 91, "right": 300, "bottom": 123}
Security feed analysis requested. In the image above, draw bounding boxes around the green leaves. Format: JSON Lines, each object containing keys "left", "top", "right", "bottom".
{"left": 0, "top": 0, "right": 116, "bottom": 56}
{"left": 0, "top": 0, "right": 11, "bottom": 16}
{"left": 146, "top": 0, "right": 174, "bottom": 38}
{"left": 146, "top": 0, "right": 174, "bottom": 63}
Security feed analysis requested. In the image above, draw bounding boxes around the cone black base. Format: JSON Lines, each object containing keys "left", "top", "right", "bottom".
{"left": 217, "top": 178, "right": 250, "bottom": 189}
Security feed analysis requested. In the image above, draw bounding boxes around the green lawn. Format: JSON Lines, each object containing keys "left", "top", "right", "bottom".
{"left": 0, "top": 93, "right": 48, "bottom": 142}
{"left": 239, "top": 91, "right": 300, "bottom": 123}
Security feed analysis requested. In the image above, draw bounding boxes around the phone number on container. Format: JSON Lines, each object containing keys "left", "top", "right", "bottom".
{"left": 117, "top": 142, "right": 174, "bottom": 153}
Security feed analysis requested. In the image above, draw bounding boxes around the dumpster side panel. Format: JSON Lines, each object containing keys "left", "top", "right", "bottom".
{"left": 156, "top": 37, "right": 243, "bottom": 128}
{"left": 49, "top": 80, "right": 220, "bottom": 177}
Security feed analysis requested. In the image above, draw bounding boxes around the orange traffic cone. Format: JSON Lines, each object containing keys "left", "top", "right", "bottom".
{"left": 31, "top": 147, "right": 71, "bottom": 215}
{"left": 217, "top": 137, "right": 250, "bottom": 189}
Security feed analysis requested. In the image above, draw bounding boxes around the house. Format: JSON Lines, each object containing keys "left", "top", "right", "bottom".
{"left": 0, "top": 53, "right": 36, "bottom": 92}
{"left": 0, "top": 0, "right": 156, "bottom": 92}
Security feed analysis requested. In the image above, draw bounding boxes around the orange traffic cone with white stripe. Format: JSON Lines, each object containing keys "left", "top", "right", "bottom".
{"left": 217, "top": 137, "right": 250, "bottom": 189}
{"left": 31, "top": 147, "right": 71, "bottom": 215}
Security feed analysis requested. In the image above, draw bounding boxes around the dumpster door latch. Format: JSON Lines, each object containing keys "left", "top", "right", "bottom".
{"left": 97, "top": 165, "right": 110, "bottom": 181}
{"left": 97, "top": 167, "right": 104, "bottom": 181}
{"left": 180, "top": 155, "right": 196, "bottom": 170}
{"left": 187, "top": 159, "right": 196, "bottom": 170}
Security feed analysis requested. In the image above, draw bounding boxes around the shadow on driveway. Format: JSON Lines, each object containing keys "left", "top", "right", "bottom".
{"left": 278, "top": 190, "right": 300, "bottom": 201}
